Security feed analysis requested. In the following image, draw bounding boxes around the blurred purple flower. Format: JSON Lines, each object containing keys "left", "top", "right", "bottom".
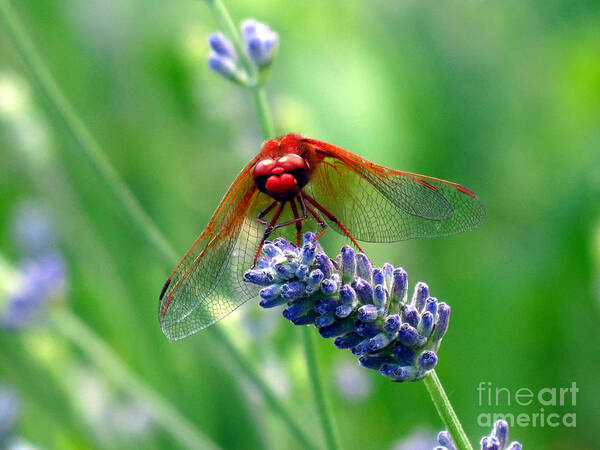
{"left": 2, "top": 253, "right": 66, "bottom": 329}
{"left": 335, "top": 361, "right": 372, "bottom": 401}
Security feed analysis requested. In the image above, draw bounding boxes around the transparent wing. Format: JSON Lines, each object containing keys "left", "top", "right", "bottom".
{"left": 159, "top": 156, "right": 265, "bottom": 341}
{"left": 305, "top": 138, "right": 485, "bottom": 242}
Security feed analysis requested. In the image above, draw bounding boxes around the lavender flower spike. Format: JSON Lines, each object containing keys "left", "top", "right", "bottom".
{"left": 437, "top": 420, "right": 523, "bottom": 450}
{"left": 244, "top": 235, "right": 452, "bottom": 382}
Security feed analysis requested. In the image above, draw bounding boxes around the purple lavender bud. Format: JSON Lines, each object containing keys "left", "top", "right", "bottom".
{"left": 302, "top": 232, "right": 315, "bottom": 245}
{"left": 425, "top": 297, "right": 438, "bottom": 317}
{"left": 401, "top": 304, "right": 419, "bottom": 328}
{"left": 417, "top": 311, "right": 434, "bottom": 338}
{"left": 358, "top": 354, "right": 396, "bottom": 370}
{"left": 392, "top": 365, "right": 418, "bottom": 381}
{"left": 333, "top": 332, "right": 363, "bottom": 349}
{"left": 432, "top": 303, "right": 450, "bottom": 343}
{"left": 506, "top": 444, "right": 522, "bottom": 450}
{"left": 321, "top": 278, "right": 337, "bottom": 295}
{"left": 315, "top": 314, "right": 335, "bottom": 328}
{"left": 384, "top": 314, "right": 401, "bottom": 333}
{"left": 207, "top": 53, "right": 241, "bottom": 83}
{"left": 273, "top": 237, "right": 296, "bottom": 252}
{"left": 315, "top": 299, "right": 338, "bottom": 315}
{"left": 274, "top": 262, "right": 295, "bottom": 280}
{"left": 339, "top": 285, "right": 357, "bottom": 306}
{"left": 280, "top": 281, "right": 305, "bottom": 299}
{"left": 354, "top": 320, "right": 382, "bottom": 338}
{"left": 307, "top": 269, "right": 324, "bottom": 287}
{"left": 372, "top": 268, "right": 385, "bottom": 286}
{"left": 437, "top": 431, "right": 456, "bottom": 450}
{"left": 243, "top": 269, "right": 274, "bottom": 285}
{"left": 393, "top": 343, "right": 416, "bottom": 365}
{"left": 351, "top": 338, "right": 371, "bottom": 355}
{"left": 315, "top": 253, "right": 334, "bottom": 278}
{"left": 355, "top": 253, "right": 373, "bottom": 283}
{"left": 319, "top": 319, "right": 355, "bottom": 338}
{"left": 335, "top": 304, "right": 354, "bottom": 318}
{"left": 208, "top": 32, "right": 237, "bottom": 60}
{"left": 378, "top": 363, "right": 398, "bottom": 378}
{"left": 241, "top": 19, "right": 279, "bottom": 68}
{"left": 352, "top": 277, "right": 373, "bottom": 304}
{"left": 491, "top": 420, "right": 509, "bottom": 449}
{"left": 390, "top": 268, "right": 408, "bottom": 304}
{"left": 412, "top": 282, "right": 430, "bottom": 312}
{"left": 300, "top": 242, "right": 316, "bottom": 265}
{"left": 262, "top": 243, "right": 281, "bottom": 258}
{"left": 373, "top": 285, "right": 388, "bottom": 311}
{"left": 368, "top": 332, "right": 391, "bottom": 351}
{"left": 357, "top": 304, "right": 378, "bottom": 322}
{"left": 398, "top": 323, "right": 419, "bottom": 347}
{"left": 481, "top": 437, "right": 500, "bottom": 450}
{"left": 291, "top": 310, "right": 318, "bottom": 326}
{"left": 282, "top": 301, "right": 314, "bottom": 321}
{"left": 258, "top": 284, "right": 280, "bottom": 302}
{"left": 417, "top": 350, "right": 438, "bottom": 371}
{"left": 382, "top": 263, "right": 394, "bottom": 288}
{"left": 256, "top": 257, "right": 270, "bottom": 269}
{"left": 340, "top": 246, "right": 356, "bottom": 284}
{"left": 295, "top": 264, "right": 309, "bottom": 280}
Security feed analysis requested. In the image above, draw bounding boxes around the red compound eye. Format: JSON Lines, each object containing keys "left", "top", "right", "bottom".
{"left": 277, "top": 153, "right": 308, "bottom": 171}
{"left": 253, "top": 158, "right": 276, "bottom": 177}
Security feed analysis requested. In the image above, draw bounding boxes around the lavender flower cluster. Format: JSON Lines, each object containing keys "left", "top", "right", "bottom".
{"left": 208, "top": 19, "right": 278, "bottom": 85}
{"left": 244, "top": 233, "right": 450, "bottom": 382}
{"left": 436, "top": 420, "right": 522, "bottom": 450}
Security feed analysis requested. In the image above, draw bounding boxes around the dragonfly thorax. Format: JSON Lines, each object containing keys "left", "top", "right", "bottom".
{"left": 253, "top": 153, "right": 310, "bottom": 201}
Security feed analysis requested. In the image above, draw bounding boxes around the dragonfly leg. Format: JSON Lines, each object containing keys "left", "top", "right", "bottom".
{"left": 253, "top": 201, "right": 285, "bottom": 265}
{"left": 303, "top": 193, "right": 364, "bottom": 253}
{"left": 289, "top": 197, "right": 306, "bottom": 246}
{"left": 256, "top": 200, "right": 279, "bottom": 226}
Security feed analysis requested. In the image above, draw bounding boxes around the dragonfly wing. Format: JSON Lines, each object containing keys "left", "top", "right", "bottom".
{"left": 305, "top": 138, "right": 485, "bottom": 242}
{"left": 159, "top": 157, "right": 263, "bottom": 341}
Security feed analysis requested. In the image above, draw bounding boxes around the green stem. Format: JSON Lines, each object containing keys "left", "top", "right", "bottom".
{"left": 250, "top": 85, "right": 275, "bottom": 140}
{"left": 51, "top": 309, "right": 219, "bottom": 450}
{"left": 424, "top": 369, "right": 473, "bottom": 450}
{"left": 0, "top": 2, "right": 313, "bottom": 447}
{"left": 301, "top": 327, "right": 340, "bottom": 450}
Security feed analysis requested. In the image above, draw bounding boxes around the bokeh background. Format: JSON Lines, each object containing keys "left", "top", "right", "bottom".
{"left": 1, "top": 0, "right": 599, "bottom": 449}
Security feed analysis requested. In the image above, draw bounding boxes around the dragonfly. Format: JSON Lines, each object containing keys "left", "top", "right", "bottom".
{"left": 159, "top": 133, "right": 485, "bottom": 340}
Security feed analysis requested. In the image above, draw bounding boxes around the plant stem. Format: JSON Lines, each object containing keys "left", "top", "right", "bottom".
{"left": 50, "top": 309, "right": 219, "bottom": 450}
{"left": 424, "top": 369, "right": 473, "bottom": 450}
{"left": 250, "top": 85, "right": 275, "bottom": 140}
{"left": 0, "top": 3, "right": 314, "bottom": 448}
{"left": 302, "top": 327, "right": 340, "bottom": 450}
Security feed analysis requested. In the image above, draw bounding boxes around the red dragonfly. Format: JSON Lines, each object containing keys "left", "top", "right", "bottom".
{"left": 159, "top": 134, "right": 484, "bottom": 340}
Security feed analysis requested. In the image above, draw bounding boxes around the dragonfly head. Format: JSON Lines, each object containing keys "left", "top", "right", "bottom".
{"left": 255, "top": 135, "right": 311, "bottom": 201}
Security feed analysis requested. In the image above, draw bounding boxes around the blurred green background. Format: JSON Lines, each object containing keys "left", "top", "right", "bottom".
{"left": 1, "top": 0, "right": 599, "bottom": 449}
